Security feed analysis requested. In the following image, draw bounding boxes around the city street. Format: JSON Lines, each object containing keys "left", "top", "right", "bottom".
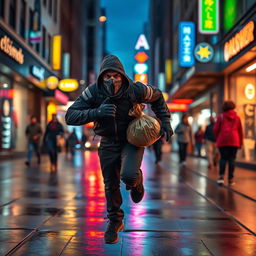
{"left": 0, "top": 149, "right": 256, "bottom": 256}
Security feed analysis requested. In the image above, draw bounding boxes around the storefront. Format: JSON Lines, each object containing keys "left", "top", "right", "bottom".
{"left": 0, "top": 22, "right": 60, "bottom": 155}
{"left": 221, "top": 15, "right": 256, "bottom": 164}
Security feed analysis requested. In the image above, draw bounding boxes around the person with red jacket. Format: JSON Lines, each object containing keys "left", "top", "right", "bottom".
{"left": 213, "top": 101, "right": 243, "bottom": 186}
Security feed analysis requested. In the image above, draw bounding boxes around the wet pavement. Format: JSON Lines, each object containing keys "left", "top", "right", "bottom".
{"left": 0, "top": 149, "right": 256, "bottom": 255}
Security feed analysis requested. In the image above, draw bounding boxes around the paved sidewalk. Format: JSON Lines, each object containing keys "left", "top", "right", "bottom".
{"left": 0, "top": 150, "right": 255, "bottom": 255}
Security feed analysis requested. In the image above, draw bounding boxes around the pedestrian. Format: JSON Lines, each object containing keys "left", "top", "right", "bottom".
{"left": 174, "top": 113, "right": 192, "bottom": 166}
{"left": 194, "top": 126, "right": 204, "bottom": 157}
{"left": 43, "top": 114, "right": 64, "bottom": 172}
{"left": 214, "top": 101, "right": 243, "bottom": 186}
{"left": 204, "top": 116, "right": 218, "bottom": 169}
{"left": 67, "top": 128, "right": 79, "bottom": 158}
{"left": 25, "top": 115, "right": 42, "bottom": 166}
{"left": 152, "top": 137, "right": 163, "bottom": 164}
{"left": 65, "top": 55, "right": 173, "bottom": 244}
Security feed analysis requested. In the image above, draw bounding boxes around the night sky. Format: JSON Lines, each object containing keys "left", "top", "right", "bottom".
{"left": 101, "top": 0, "right": 149, "bottom": 78}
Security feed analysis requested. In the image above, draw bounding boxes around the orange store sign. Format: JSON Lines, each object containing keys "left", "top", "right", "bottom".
{"left": 224, "top": 21, "right": 254, "bottom": 62}
{"left": 0, "top": 36, "right": 24, "bottom": 64}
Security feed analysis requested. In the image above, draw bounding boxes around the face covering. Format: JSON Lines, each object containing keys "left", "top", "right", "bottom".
{"left": 103, "top": 79, "right": 115, "bottom": 95}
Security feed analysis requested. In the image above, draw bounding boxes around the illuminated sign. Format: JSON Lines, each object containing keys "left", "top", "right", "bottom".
{"left": 30, "top": 65, "right": 45, "bottom": 81}
{"left": 46, "top": 76, "right": 58, "bottom": 90}
{"left": 51, "top": 35, "right": 62, "bottom": 70}
{"left": 245, "top": 83, "right": 255, "bottom": 100}
{"left": 134, "top": 52, "right": 148, "bottom": 63}
{"left": 167, "top": 103, "right": 188, "bottom": 112}
{"left": 134, "top": 74, "right": 148, "bottom": 84}
{"left": 58, "top": 79, "right": 79, "bottom": 92}
{"left": 173, "top": 99, "right": 193, "bottom": 104}
{"left": 165, "top": 59, "right": 172, "bottom": 84}
{"left": 178, "top": 22, "right": 195, "bottom": 67}
{"left": 134, "top": 63, "right": 148, "bottom": 74}
{"left": 135, "top": 34, "right": 150, "bottom": 50}
{"left": 55, "top": 89, "right": 69, "bottom": 105}
{"left": 194, "top": 42, "right": 214, "bottom": 63}
{"left": 224, "top": 21, "right": 254, "bottom": 62}
{"left": 0, "top": 36, "right": 24, "bottom": 64}
{"left": 199, "top": 0, "right": 219, "bottom": 34}
{"left": 0, "top": 89, "right": 14, "bottom": 99}
{"left": 223, "top": 0, "right": 237, "bottom": 32}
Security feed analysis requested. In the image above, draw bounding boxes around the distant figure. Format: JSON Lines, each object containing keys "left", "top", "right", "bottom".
{"left": 204, "top": 116, "right": 218, "bottom": 169}
{"left": 214, "top": 101, "right": 243, "bottom": 186}
{"left": 194, "top": 126, "right": 204, "bottom": 157}
{"left": 67, "top": 129, "right": 79, "bottom": 157}
{"left": 43, "top": 114, "right": 64, "bottom": 172}
{"left": 152, "top": 137, "right": 163, "bottom": 164}
{"left": 25, "top": 115, "right": 42, "bottom": 166}
{"left": 175, "top": 114, "right": 192, "bottom": 166}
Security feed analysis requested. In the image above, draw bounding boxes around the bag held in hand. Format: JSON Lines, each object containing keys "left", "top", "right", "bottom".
{"left": 127, "top": 104, "right": 161, "bottom": 147}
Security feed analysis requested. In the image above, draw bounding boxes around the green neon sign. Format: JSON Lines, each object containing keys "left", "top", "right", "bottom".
{"left": 223, "top": 0, "right": 237, "bottom": 32}
{"left": 199, "top": 0, "right": 219, "bottom": 34}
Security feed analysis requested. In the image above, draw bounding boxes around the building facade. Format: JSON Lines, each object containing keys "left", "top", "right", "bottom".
{"left": 149, "top": 0, "right": 256, "bottom": 164}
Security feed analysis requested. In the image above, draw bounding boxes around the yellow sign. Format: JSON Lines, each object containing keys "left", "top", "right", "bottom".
{"left": 0, "top": 36, "right": 24, "bottom": 64}
{"left": 51, "top": 35, "right": 62, "bottom": 70}
{"left": 46, "top": 76, "right": 58, "bottom": 90}
{"left": 58, "top": 79, "right": 79, "bottom": 92}
{"left": 245, "top": 83, "right": 255, "bottom": 100}
{"left": 224, "top": 21, "right": 254, "bottom": 62}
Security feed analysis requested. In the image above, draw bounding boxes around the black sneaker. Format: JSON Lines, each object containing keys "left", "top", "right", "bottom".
{"left": 130, "top": 169, "right": 144, "bottom": 203}
{"left": 104, "top": 221, "right": 124, "bottom": 244}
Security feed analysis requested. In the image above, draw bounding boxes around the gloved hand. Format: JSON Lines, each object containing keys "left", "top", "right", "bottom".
{"left": 96, "top": 103, "right": 117, "bottom": 118}
{"left": 161, "top": 122, "right": 174, "bottom": 142}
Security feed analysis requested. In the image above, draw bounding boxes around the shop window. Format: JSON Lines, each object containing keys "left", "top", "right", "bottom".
{"left": 9, "top": 0, "right": 16, "bottom": 30}
{"left": 48, "top": 0, "right": 52, "bottom": 16}
{"left": 19, "top": 0, "right": 26, "bottom": 39}
{"left": 229, "top": 60, "right": 256, "bottom": 163}
{"left": 42, "top": 26, "right": 46, "bottom": 59}
{"left": 0, "top": 0, "right": 4, "bottom": 18}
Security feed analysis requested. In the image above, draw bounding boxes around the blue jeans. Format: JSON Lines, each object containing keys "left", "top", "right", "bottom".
{"left": 27, "top": 142, "right": 40, "bottom": 163}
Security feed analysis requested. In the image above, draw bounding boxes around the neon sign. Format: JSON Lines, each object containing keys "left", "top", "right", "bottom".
{"left": 178, "top": 22, "right": 195, "bottom": 67}
{"left": 224, "top": 21, "right": 254, "bottom": 62}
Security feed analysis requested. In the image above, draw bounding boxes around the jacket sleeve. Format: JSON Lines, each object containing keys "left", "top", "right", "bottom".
{"left": 133, "top": 82, "right": 171, "bottom": 124}
{"left": 65, "top": 85, "right": 98, "bottom": 126}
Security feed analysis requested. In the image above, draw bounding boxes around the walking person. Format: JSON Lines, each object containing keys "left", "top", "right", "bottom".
{"left": 65, "top": 55, "right": 173, "bottom": 244}
{"left": 67, "top": 129, "right": 79, "bottom": 158}
{"left": 214, "top": 101, "right": 243, "bottom": 186}
{"left": 175, "top": 114, "right": 192, "bottom": 166}
{"left": 194, "top": 126, "right": 204, "bottom": 157}
{"left": 43, "top": 114, "right": 64, "bottom": 172}
{"left": 204, "top": 116, "right": 218, "bottom": 169}
{"left": 25, "top": 115, "right": 42, "bottom": 166}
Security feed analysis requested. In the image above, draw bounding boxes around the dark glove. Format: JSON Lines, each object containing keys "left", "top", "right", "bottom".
{"left": 95, "top": 104, "right": 117, "bottom": 118}
{"left": 161, "top": 122, "right": 174, "bottom": 142}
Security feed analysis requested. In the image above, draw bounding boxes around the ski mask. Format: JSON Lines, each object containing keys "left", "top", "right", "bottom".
{"left": 103, "top": 78, "right": 115, "bottom": 95}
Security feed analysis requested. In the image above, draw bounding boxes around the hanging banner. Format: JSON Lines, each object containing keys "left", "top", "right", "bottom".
{"left": 199, "top": 0, "right": 219, "bottom": 34}
{"left": 178, "top": 22, "right": 195, "bottom": 67}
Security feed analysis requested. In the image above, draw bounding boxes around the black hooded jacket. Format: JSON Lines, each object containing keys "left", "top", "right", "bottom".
{"left": 65, "top": 55, "right": 171, "bottom": 141}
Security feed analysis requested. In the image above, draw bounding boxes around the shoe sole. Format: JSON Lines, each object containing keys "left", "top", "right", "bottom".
{"left": 104, "top": 223, "right": 124, "bottom": 244}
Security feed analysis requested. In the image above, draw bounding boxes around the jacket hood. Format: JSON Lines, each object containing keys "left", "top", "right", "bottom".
{"left": 223, "top": 109, "right": 237, "bottom": 119}
{"left": 97, "top": 55, "right": 132, "bottom": 97}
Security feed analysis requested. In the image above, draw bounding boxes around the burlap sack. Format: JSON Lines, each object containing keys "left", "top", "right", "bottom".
{"left": 127, "top": 104, "right": 161, "bottom": 147}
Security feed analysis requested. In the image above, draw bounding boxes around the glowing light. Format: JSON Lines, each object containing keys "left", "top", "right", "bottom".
{"left": 246, "top": 63, "right": 256, "bottom": 72}
{"left": 52, "top": 35, "right": 62, "bottom": 70}
{"left": 46, "top": 76, "right": 58, "bottom": 90}
{"left": 85, "top": 142, "right": 91, "bottom": 148}
{"left": 99, "top": 16, "right": 107, "bottom": 22}
{"left": 134, "top": 74, "right": 148, "bottom": 84}
{"left": 134, "top": 63, "right": 148, "bottom": 74}
{"left": 58, "top": 79, "right": 79, "bottom": 92}
{"left": 134, "top": 51, "right": 149, "bottom": 63}
{"left": 245, "top": 84, "right": 255, "bottom": 100}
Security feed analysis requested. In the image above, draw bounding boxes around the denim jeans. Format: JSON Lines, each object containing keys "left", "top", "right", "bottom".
{"left": 27, "top": 142, "right": 40, "bottom": 163}
{"left": 98, "top": 139, "right": 144, "bottom": 221}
